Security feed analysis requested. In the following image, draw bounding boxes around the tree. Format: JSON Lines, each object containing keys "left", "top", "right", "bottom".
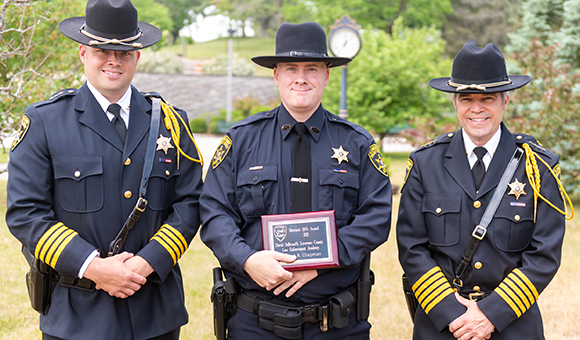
{"left": 307, "top": 0, "right": 453, "bottom": 35}
{"left": 322, "top": 18, "right": 452, "bottom": 137}
{"left": 506, "top": 39, "right": 580, "bottom": 196}
{"left": 155, "top": 0, "right": 208, "bottom": 39}
{"left": 1, "top": 0, "right": 83, "bottom": 151}
{"left": 132, "top": 0, "right": 173, "bottom": 45}
{"left": 441, "top": 0, "right": 525, "bottom": 56}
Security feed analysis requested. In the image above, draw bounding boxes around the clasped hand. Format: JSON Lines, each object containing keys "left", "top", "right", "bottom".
{"left": 243, "top": 251, "right": 318, "bottom": 298}
{"left": 83, "top": 252, "right": 154, "bottom": 299}
{"left": 448, "top": 292, "right": 495, "bottom": 340}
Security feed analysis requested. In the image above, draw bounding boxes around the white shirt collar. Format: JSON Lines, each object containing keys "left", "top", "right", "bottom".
{"left": 463, "top": 127, "right": 502, "bottom": 169}
{"left": 86, "top": 81, "right": 131, "bottom": 127}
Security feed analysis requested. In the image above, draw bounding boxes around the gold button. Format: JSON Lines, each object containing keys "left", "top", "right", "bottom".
{"left": 473, "top": 201, "right": 481, "bottom": 208}
{"left": 448, "top": 133, "right": 454, "bottom": 137}
{"left": 514, "top": 215, "right": 521, "bottom": 221}
{"left": 124, "top": 158, "right": 131, "bottom": 166}
{"left": 124, "top": 191, "right": 132, "bottom": 199}
{"left": 474, "top": 262, "right": 483, "bottom": 269}
{"left": 436, "top": 207, "right": 442, "bottom": 214}
{"left": 517, "top": 135, "right": 523, "bottom": 140}
{"left": 74, "top": 171, "right": 81, "bottom": 178}
{"left": 473, "top": 286, "right": 481, "bottom": 292}
{"left": 165, "top": 170, "right": 170, "bottom": 176}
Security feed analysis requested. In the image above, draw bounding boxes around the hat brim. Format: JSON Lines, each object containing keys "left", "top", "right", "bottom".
{"left": 59, "top": 17, "right": 162, "bottom": 51}
{"left": 251, "top": 55, "right": 351, "bottom": 69}
{"left": 428, "top": 75, "right": 531, "bottom": 93}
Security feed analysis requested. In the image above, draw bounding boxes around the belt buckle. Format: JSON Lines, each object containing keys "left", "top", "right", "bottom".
{"left": 301, "top": 304, "right": 319, "bottom": 323}
{"left": 468, "top": 292, "right": 485, "bottom": 301}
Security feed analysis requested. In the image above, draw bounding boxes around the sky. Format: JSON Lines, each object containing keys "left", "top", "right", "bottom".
{"left": 180, "top": 6, "right": 255, "bottom": 42}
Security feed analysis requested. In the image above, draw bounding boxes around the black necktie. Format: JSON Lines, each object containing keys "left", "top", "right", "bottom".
{"left": 472, "top": 146, "right": 487, "bottom": 190}
{"left": 108, "top": 103, "right": 126, "bottom": 143}
{"left": 290, "top": 123, "right": 311, "bottom": 213}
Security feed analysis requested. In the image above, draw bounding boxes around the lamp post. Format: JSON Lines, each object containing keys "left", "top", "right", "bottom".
{"left": 328, "top": 15, "right": 362, "bottom": 120}
{"left": 226, "top": 28, "right": 236, "bottom": 123}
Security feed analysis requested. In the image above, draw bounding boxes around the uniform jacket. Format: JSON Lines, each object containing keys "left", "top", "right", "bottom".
{"left": 6, "top": 83, "right": 203, "bottom": 339}
{"left": 397, "top": 123, "right": 565, "bottom": 340}
{"left": 200, "top": 104, "right": 392, "bottom": 303}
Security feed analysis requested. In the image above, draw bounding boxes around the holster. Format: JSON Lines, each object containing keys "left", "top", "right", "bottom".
{"left": 22, "top": 246, "right": 59, "bottom": 315}
{"left": 356, "top": 253, "right": 374, "bottom": 322}
{"left": 402, "top": 273, "right": 418, "bottom": 322}
{"left": 211, "top": 267, "right": 238, "bottom": 340}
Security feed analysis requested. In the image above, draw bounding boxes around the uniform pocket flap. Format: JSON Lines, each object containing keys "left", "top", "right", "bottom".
{"left": 237, "top": 164, "right": 278, "bottom": 186}
{"left": 53, "top": 155, "right": 103, "bottom": 181}
{"left": 422, "top": 193, "right": 461, "bottom": 215}
{"left": 319, "top": 168, "right": 359, "bottom": 189}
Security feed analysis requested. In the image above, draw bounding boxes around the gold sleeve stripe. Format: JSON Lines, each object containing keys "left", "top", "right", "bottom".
{"left": 417, "top": 277, "right": 446, "bottom": 304}
{"left": 412, "top": 266, "right": 454, "bottom": 315}
{"left": 150, "top": 224, "right": 188, "bottom": 265}
{"left": 495, "top": 287, "right": 522, "bottom": 318}
{"left": 48, "top": 231, "right": 76, "bottom": 268}
{"left": 152, "top": 234, "right": 178, "bottom": 264}
{"left": 495, "top": 269, "right": 539, "bottom": 318}
{"left": 412, "top": 267, "right": 439, "bottom": 291}
{"left": 513, "top": 269, "right": 539, "bottom": 299}
{"left": 160, "top": 225, "right": 188, "bottom": 254}
{"left": 35, "top": 223, "right": 78, "bottom": 267}
{"left": 505, "top": 276, "right": 532, "bottom": 309}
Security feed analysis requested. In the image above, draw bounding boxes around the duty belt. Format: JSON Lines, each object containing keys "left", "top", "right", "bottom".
{"left": 59, "top": 276, "right": 96, "bottom": 292}
{"left": 236, "top": 288, "right": 356, "bottom": 339}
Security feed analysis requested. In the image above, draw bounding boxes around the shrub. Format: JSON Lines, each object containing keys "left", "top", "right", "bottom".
{"left": 189, "top": 117, "right": 208, "bottom": 133}
{"left": 203, "top": 53, "right": 254, "bottom": 76}
{"left": 136, "top": 51, "right": 184, "bottom": 74}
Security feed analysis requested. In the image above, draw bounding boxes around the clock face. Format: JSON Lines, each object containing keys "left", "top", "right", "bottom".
{"left": 330, "top": 28, "right": 361, "bottom": 59}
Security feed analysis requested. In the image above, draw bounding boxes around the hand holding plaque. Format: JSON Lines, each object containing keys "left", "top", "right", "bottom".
{"left": 261, "top": 210, "right": 339, "bottom": 271}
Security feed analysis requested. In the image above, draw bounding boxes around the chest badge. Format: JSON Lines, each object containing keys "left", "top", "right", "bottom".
{"left": 331, "top": 145, "right": 349, "bottom": 164}
{"left": 508, "top": 178, "right": 527, "bottom": 200}
{"left": 156, "top": 134, "right": 174, "bottom": 154}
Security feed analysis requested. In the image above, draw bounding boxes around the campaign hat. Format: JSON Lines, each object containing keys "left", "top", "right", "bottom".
{"left": 252, "top": 22, "right": 351, "bottom": 69}
{"left": 429, "top": 43, "right": 530, "bottom": 93}
{"left": 59, "top": 0, "right": 162, "bottom": 51}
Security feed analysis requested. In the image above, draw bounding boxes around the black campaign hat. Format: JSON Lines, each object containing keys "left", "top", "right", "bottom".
{"left": 59, "top": 0, "right": 162, "bottom": 51}
{"left": 252, "top": 22, "right": 351, "bottom": 69}
{"left": 429, "top": 43, "right": 530, "bottom": 93}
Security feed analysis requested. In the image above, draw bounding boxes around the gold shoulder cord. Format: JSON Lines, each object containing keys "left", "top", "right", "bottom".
{"left": 160, "top": 100, "right": 204, "bottom": 169}
{"left": 522, "top": 143, "right": 574, "bottom": 222}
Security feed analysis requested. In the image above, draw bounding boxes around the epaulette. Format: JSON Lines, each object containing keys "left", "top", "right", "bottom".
{"left": 416, "top": 131, "right": 456, "bottom": 151}
{"left": 326, "top": 112, "right": 374, "bottom": 141}
{"left": 230, "top": 109, "right": 276, "bottom": 129}
{"left": 514, "top": 133, "right": 556, "bottom": 161}
{"left": 36, "top": 88, "right": 77, "bottom": 107}
{"left": 143, "top": 91, "right": 162, "bottom": 99}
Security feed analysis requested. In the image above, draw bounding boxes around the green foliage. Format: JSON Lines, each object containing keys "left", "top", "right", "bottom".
{"left": 155, "top": 0, "right": 208, "bottom": 38}
{"left": 322, "top": 19, "right": 453, "bottom": 136}
{"left": 203, "top": 53, "right": 254, "bottom": 76}
{"left": 132, "top": 0, "right": 173, "bottom": 47}
{"left": 306, "top": 0, "right": 453, "bottom": 35}
{"left": 1, "top": 0, "right": 84, "bottom": 148}
{"left": 189, "top": 117, "right": 208, "bottom": 133}
{"left": 136, "top": 50, "right": 184, "bottom": 74}
{"left": 506, "top": 39, "right": 580, "bottom": 195}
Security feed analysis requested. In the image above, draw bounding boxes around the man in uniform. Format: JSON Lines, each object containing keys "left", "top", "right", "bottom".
{"left": 6, "top": 0, "right": 203, "bottom": 339}
{"left": 397, "top": 43, "right": 571, "bottom": 340}
{"left": 200, "top": 22, "right": 392, "bottom": 339}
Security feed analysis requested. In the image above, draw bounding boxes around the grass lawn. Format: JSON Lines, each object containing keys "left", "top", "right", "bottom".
{"left": 1, "top": 153, "right": 579, "bottom": 339}
{"left": 161, "top": 37, "right": 276, "bottom": 78}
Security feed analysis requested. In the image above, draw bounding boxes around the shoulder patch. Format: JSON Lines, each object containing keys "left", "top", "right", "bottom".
{"left": 368, "top": 143, "right": 388, "bottom": 177}
{"left": 11, "top": 115, "right": 30, "bottom": 151}
{"left": 402, "top": 158, "right": 413, "bottom": 188}
{"left": 212, "top": 135, "right": 232, "bottom": 169}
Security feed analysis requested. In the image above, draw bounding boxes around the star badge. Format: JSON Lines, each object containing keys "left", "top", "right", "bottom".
{"left": 156, "top": 134, "right": 174, "bottom": 154}
{"left": 331, "top": 146, "right": 349, "bottom": 165}
{"left": 508, "top": 178, "right": 527, "bottom": 200}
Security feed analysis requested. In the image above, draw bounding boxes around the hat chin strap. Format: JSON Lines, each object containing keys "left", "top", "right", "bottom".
{"left": 448, "top": 79, "right": 512, "bottom": 91}
{"left": 80, "top": 25, "right": 143, "bottom": 48}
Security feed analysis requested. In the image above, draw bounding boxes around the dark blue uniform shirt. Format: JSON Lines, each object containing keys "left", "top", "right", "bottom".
{"left": 200, "top": 104, "right": 392, "bottom": 303}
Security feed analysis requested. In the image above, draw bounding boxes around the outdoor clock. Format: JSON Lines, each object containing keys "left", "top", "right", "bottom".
{"left": 328, "top": 15, "right": 362, "bottom": 59}
{"left": 329, "top": 27, "right": 361, "bottom": 59}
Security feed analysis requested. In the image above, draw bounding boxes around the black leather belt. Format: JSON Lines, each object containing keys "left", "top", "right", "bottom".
{"left": 459, "top": 290, "right": 491, "bottom": 301}
{"left": 59, "top": 276, "right": 96, "bottom": 292}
